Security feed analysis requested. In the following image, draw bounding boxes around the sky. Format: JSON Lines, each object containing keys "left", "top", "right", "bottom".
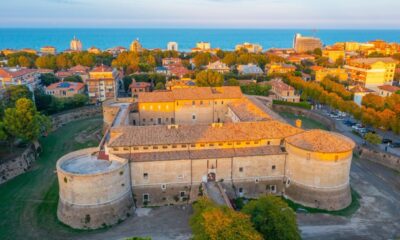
{"left": 1, "top": 0, "right": 400, "bottom": 28}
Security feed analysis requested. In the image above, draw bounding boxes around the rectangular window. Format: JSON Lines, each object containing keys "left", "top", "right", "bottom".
{"left": 239, "top": 187, "right": 243, "bottom": 193}
{"left": 271, "top": 185, "right": 276, "bottom": 193}
{"left": 143, "top": 118, "right": 146, "bottom": 122}
{"left": 218, "top": 143, "right": 223, "bottom": 146}
{"left": 239, "top": 167, "right": 243, "bottom": 172}
{"left": 172, "top": 145, "right": 177, "bottom": 148}
{"left": 150, "top": 118, "right": 153, "bottom": 122}
{"left": 190, "top": 144, "right": 196, "bottom": 147}
{"left": 200, "top": 144, "right": 205, "bottom": 147}
{"left": 209, "top": 143, "right": 214, "bottom": 147}
{"left": 272, "top": 165, "right": 276, "bottom": 170}
{"left": 158, "top": 118, "right": 161, "bottom": 124}
{"left": 123, "top": 147, "right": 129, "bottom": 151}
{"left": 153, "top": 146, "right": 158, "bottom": 149}
{"left": 143, "top": 194, "right": 149, "bottom": 201}
{"left": 133, "top": 147, "right": 139, "bottom": 150}
{"left": 245, "top": 142, "right": 250, "bottom": 145}
{"left": 192, "top": 114, "right": 196, "bottom": 120}
{"left": 181, "top": 144, "right": 187, "bottom": 148}
{"left": 143, "top": 173, "right": 148, "bottom": 180}
{"left": 162, "top": 145, "right": 168, "bottom": 149}
{"left": 180, "top": 191, "right": 185, "bottom": 197}
{"left": 161, "top": 184, "right": 166, "bottom": 190}
{"left": 143, "top": 146, "right": 149, "bottom": 150}
{"left": 192, "top": 101, "right": 195, "bottom": 105}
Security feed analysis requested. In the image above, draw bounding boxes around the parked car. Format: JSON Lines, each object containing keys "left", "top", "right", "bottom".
{"left": 343, "top": 120, "right": 356, "bottom": 126}
{"left": 390, "top": 142, "right": 400, "bottom": 148}
{"left": 382, "top": 138, "right": 393, "bottom": 144}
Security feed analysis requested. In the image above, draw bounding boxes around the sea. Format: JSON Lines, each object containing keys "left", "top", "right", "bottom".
{"left": 1, "top": 29, "right": 400, "bottom": 52}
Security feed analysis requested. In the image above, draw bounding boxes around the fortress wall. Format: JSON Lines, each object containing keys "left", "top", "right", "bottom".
{"left": 51, "top": 106, "right": 102, "bottom": 130}
{"left": 285, "top": 144, "right": 352, "bottom": 188}
{"left": 284, "top": 182, "right": 351, "bottom": 210}
{"left": 356, "top": 146, "right": 400, "bottom": 172}
{"left": 133, "top": 183, "right": 192, "bottom": 207}
{"left": 232, "top": 155, "right": 286, "bottom": 181}
{"left": 285, "top": 143, "right": 352, "bottom": 210}
{"left": 56, "top": 148, "right": 134, "bottom": 229}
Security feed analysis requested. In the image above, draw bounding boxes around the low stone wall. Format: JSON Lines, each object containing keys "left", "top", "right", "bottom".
{"left": 0, "top": 106, "right": 101, "bottom": 185}
{"left": 0, "top": 144, "right": 39, "bottom": 184}
{"left": 356, "top": 146, "right": 400, "bottom": 172}
{"left": 272, "top": 105, "right": 336, "bottom": 130}
{"left": 51, "top": 105, "right": 101, "bottom": 130}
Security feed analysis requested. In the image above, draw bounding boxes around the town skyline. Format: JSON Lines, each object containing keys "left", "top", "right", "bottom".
{"left": 1, "top": 0, "right": 400, "bottom": 28}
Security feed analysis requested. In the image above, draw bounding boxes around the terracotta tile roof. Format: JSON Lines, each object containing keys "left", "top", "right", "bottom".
{"left": 350, "top": 85, "right": 375, "bottom": 93}
{"left": 268, "top": 79, "right": 295, "bottom": 92}
{"left": 0, "top": 68, "right": 37, "bottom": 78}
{"left": 227, "top": 98, "right": 271, "bottom": 122}
{"left": 46, "top": 81, "right": 85, "bottom": 91}
{"left": 285, "top": 129, "right": 355, "bottom": 153}
{"left": 377, "top": 85, "right": 400, "bottom": 92}
{"left": 108, "top": 121, "right": 303, "bottom": 147}
{"left": 69, "top": 65, "right": 90, "bottom": 73}
{"left": 137, "top": 87, "right": 243, "bottom": 103}
{"left": 55, "top": 71, "right": 74, "bottom": 78}
{"left": 117, "top": 146, "right": 284, "bottom": 162}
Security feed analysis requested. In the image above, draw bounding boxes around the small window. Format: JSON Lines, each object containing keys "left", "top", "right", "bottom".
{"left": 236, "top": 142, "right": 241, "bottom": 145}
{"left": 143, "top": 173, "right": 148, "bottom": 180}
{"left": 143, "top": 146, "right": 149, "bottom": 150}
{"left": 227, "top": 142, "right": 233, "bottom": 146}
{"left": 161, "top": 184, "right": 166, "bottom": 190}
{"left": 200, "top": 101, "right": 203, "bottom": 105}
{"left": 255, "top": 178, "right": 259, "bottom": 183}
{"left": 123, "top": 147, "right": 129, "bottom": 151}
{"left": 254, "top": 141, "right": 259, "bottom": 144}
{"left": 153, "top": 146, "right": 158, "bottom": 149}
{"left": 172, "top": 145, "right": 177, "bottom": 148}
{"left": 143, "top": 194, "right": 149, "bottom": 201}
{"left": 239, "top": 167, "right": 243, "bottom": 172}
{"left": 192, "top": 114, "right": 196, "bottom": 120}
{"left": 209, "top": 143, "right": 214, "bottom": 147}
{"left": 271, "top": 185, "right": 276, "bottom": 193}
{"left": 162, "top": 145, "right": 168, "bottom": 149}
{"left": 245, "top": 142, "right": 250, "bottom": 145}
{"left": 272, "top": 165, "right": 276, "bottom": 170}
{"left": 218, "top": 143, "right": 223, "bottom": 146}
{"left": 267, "top": 141, "right": 271, "bottom": 145}
{"left": 180, "top": 191, "right": 185, "bottom": 197}
{"left": 239, "top": 187, "right": 243, "bottom": 193}
{"left": 150, "top": 118, "right": 153, "bottom": 122}
{"left": 143, "top": 118, "right": 146, "bottom": 122}
{"left": 133, "top": 147, "right": 139, "bottom": 150}
{"left": 190, "top": 144, "right": 196, "bottom": 147}
{"left": 158, "top": 118, "right": 161, "bottom": 124}
{"left": 221, "top": 101, "right": 224, "bottom": 105}
{"left": 192, "top": 101, "right": 195, "bottom": 105}
{"left": 181, "top": 144, "right": 187, "bottom": 148}
{"left": 200, "top": 144, "right": 205, "bottom": 147}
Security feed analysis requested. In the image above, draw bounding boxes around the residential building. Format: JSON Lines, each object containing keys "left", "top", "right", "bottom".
{"left": 45, "top": 81, "right": 85, "bottom": 98}
{"left": 20, "top": 48, "right": 37, "bottom": 55}
{"left": 87, "top": 65, "right": 121, "bottom": 103}
{"left": 68, "top": 65, "right": 90, "bottom": 83}
{"left": 293, "top": 33, "right": 323, "bottom": 53}
{"left": 344, "top": 57, "right": 397, "bottom": 88}
{"left": 162, "top": 58, "right": 181, "bottom": 66}
{"left": 166, "top": 78, "right": 196, "bottom": 90}
{"left": 88, "top": 46, "right": 101, "bottom": 54}
{"left": 268, "top": 78, "right": 300, "bottom": 102}
{"left": 265, "top": 63, "right": 296, "bottom": 76}
{"left": 106, "top": 46, "right": 128, "bottom": 56}
{"left": 195, "top": 42, "right": 211, "bottom": 51}
{"left": 130, "top": 81, "right": 151, "bottom": 98}
{"left": 206, "top": 61, "right": 230, "bottom": 73}
{"left": 41, "top": 46, "right": 57, "bottom": 55}
{"left": 237, "top": 64, "right": 263, "bottom": 75}
{"left": 287, "top": 54, "right": 315, "bottom": 64}
{"left": 130, "top": 39, "right": 143, "bottom": 52}
{"left": 377, "top": 85, "right": 400, "bottom": 97}
{"left": 315, "top": 67, "right": 348, "bottom": 82}
{"left": 167, "top": 42, "right": 178, "bottom": 51}
{"left": 235, "top": 42, "right": 263, "bottom": 53}
{"left": 322, "top": 47, "right": 345, "bottom": 63}
{"left": 350, "top": 85, "right": 375, "bottom": 106}
{"left": 0, "top": 67, "right": 39, "bottom": 91}
{"left": 70, "top": 36, "right": 83, "bottom": 52}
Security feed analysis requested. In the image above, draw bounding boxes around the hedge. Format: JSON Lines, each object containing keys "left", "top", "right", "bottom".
{"left": 272, "top": 100, "right": 312, "bottom": 110}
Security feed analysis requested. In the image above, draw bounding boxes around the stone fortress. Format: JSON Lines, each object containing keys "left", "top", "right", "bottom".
{"left": 56, "top": 86, "right": 355, "bottom": 229}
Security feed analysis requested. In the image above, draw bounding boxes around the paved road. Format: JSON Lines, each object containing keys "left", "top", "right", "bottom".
{"left": 298, "top": 158, "right": 400, "bottom": 240}
{"left": 205, "top": 182, "right": 227, "bottom": 206}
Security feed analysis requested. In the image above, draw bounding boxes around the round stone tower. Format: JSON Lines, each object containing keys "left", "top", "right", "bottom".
{"left": 284, "top": 130, "right": 355, "bottom": 210}
{"left": 56, "top": 148, "right": 134, "bottom": 229}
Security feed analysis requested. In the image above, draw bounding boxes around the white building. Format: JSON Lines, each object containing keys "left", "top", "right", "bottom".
{"left": 167, "top": 42, "right": 178, "bottom": 51}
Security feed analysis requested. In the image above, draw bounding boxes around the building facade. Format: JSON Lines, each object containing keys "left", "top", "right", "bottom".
{"left": 293, "top": 34, "right": 323, "bottom": 53}
{"left": 87, "top": 65, "right": 121, "bottom": 103}
{"left": 45, "top": 81, "right": 85, "bottom": 98}
{"left": 70, "top": 36, "right": 83, "bottom": 52}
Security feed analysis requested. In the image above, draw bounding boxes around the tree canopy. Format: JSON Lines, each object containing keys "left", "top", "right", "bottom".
{"left": 242, "top": 196, "right": 301, "bottom": 240}
{"left": 195, "top": 70, "right": 224, "bottom": 87}
{"left": 190, "top": 197, "right": 262, "bottom": 240}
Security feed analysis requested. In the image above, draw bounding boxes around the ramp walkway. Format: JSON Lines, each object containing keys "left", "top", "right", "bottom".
{"left": 203, "top": 182, "right": 233, "bottom": 208}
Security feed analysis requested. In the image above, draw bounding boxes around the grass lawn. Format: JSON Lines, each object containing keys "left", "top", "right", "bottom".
{"left": 278, "top": 111, "right": 329, "bottom": 130}
{"left": 0, "top": 117, "right": 105, "bottom": 240}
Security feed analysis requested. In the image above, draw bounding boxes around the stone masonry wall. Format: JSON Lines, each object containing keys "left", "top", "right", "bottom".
{"left": 51, "top": 105, "right": 102, "bottom": 130}
{"left": 0, "top": 144, "right": 38, "bottom": 184}
{"left": 356, "top": 146, "right": 400, "bottom": 172}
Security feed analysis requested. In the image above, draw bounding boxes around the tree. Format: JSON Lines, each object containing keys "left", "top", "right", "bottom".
{"left": 3, "top": 85, "right": 33, "bottom": 108}
{"left": 0, "top": 121, "right": 7, "bottom": 141}
{"left": 364, "top": 132, "right": 382, "bottom": 145}
{"left": 40, "top": 73, "right": 59, "bottom": 86}
{"left": 225, "top": 78, "right": 240, "bottom": 86}
{"left": 4, "top": 98, "right": 50, "bottom": 141}
{"left": 154, "top": 82, "right": 165, "bottom": 90}
{"left": 190, "top": 197, "right": 262, "bottom": 240}
{"left": 222, "top": 53, "right": 237, "bottom": 67}
{"left": 313, "top": 48, "right": 322, "bottom": 56}
{"left": 195, "top": 70, "right": 224, "bottom": 87}
{"left": 64, "top": 75, "right": 83, "bottom": 83}
{"left": 335, "top": 56, "right": 344, "bottom": 67}
{"left": 242, "top": 196, "right": 301, "bottom": 240}
{"left": 193, "top": 53, "right": 211, "bottom": 68}
{"left": 35, "top": 55, "right": 57, "bottom": 69}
